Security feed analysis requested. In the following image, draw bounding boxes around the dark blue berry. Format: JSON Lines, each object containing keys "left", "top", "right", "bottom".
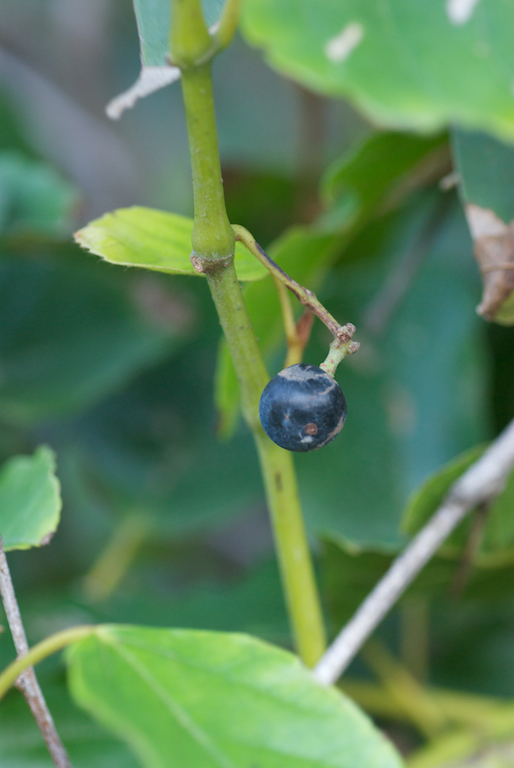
{"left": 259, "top": 363, "right": 347, "bottom": 452}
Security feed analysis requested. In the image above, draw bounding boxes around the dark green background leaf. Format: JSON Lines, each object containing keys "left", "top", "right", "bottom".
{"left": 0, "top": 251, "right": 185, "bottom": 424}
{"left": 0, "top": 151, "right": 77, "bottom": 238}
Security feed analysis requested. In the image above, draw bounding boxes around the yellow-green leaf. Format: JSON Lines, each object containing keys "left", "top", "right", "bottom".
{"left": 75, "top": 207, "right": 268, "bottom": 282}
{"left": 68, "top": 625, "right": 403, "bottom": 768}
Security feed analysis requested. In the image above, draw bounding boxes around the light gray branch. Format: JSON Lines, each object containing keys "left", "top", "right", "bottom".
{"left": 313, "top": 418, "right": 514, "bottom": 686}
{"left": 0, "top": 537, "right": 72, "bottom": 768}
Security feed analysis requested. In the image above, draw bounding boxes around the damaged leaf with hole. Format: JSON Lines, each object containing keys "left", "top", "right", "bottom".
{"left": 453, "top": 129, "right": 514, "bottom": 324}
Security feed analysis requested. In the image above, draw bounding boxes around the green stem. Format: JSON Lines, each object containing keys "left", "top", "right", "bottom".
{"left": 274, "top": 277, "right": 304, "bottom": 368}
{"left": 215, "top": 0, "right": 241, "bottom": 50}
{"left": 361, "top": 640, "right": 446, "bottom": 738}
{"left": 255, "top": 433, "right": 327, "bottom": 666}
{"left": 82, "top": 513, "right": 152, "bottom": 602}
{"left": 0, "top": 626, "right": 95, "bottom": 701}
{"left": 207, "top": 263, "right": 326, "bottom": 665}
{"left": 181, "top": 64, "right": 234, "bottom": 262}
{"left": 173, "top": 1, "right": 326, "bottom": 665}
{"left": 319, "top": 336, "right": 359, "bottom": 377}
{"left": 170, "top": 0, "right": 212, "bottom": 67}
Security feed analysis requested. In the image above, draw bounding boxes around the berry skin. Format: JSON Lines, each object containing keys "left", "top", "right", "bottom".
{"left": 259, "top": 363, "right": 347, "bottom": 452}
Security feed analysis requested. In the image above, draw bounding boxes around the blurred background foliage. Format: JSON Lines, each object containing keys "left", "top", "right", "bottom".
{"left": 1, "top": 0, "right": 514, "bottom": 766}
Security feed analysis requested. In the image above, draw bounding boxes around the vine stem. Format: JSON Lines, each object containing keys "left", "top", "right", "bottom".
{"left": 313, "top": 416, "right": 514, "bottom": 685}
{"left": 0, "top": 536, "right": 79, "bottom": 767}
{"left": 0, "top": 624, "right": 95, "bottom": 701}
{"left": 172, "top": 0, "right": 326, "bottom": 667}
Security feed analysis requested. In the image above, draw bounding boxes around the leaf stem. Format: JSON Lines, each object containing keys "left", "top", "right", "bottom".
{"left": 273, "top": 277, "right": 304, "bottom": 367}
{"left": 0, "top": 536, "right": 91, "bottom": 767}
{"left": 215, "top": 0, "right": 241, "bottom": 49}
{"left": 0, "top": 625, "right": 95, "bottom": 701}
{"left": 173, "top": 1, "right": 326, "bottom": 665}
{"left": 82, "top": 513, "right": 152, "bottom": 602}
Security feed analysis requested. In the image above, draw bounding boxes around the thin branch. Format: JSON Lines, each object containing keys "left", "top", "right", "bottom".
{"left": 233, "top": 224, "right": 358, "bottom": 344}
{"left": 313, "top": 417, "right": 514, "bottom": 686}
{"left": 0, "top": 537, "right": 73, "bottom": 768}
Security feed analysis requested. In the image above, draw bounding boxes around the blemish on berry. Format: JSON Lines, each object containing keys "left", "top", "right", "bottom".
{"left": 304, "top": 423, "right": 318, "bottom": 435}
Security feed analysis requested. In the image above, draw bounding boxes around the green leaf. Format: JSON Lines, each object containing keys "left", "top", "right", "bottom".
{"left": 296, "top": 194, "right": 488, "bottom": 547}
{"left": 107, "top": 1, "right": 225, "bottom": 118}
{"left": 91, "top": 559, "right": 289, "bottom": 646}
{"left": 403, "top": 443, "right": 514, "bottom": 555}
{"left": 215, "top": 131, "right": 451, "bottom": 441}
{"left": 0, "top": 253, "right": 183, "bottom": 424}
{"left": 59, "top": 343, "right": 263, "bottom": 536}
{"left": 134, "top": 0, "right": 224, "bottom": 67}
{"left": 242, "top": 0, "right": 514, "bottom": 141}
{"left": 452, "top": 129, "right": 514, "bottom": 325}
{"left": 485, "top": 470, "right": 514, "bottom": 552}
{"left": 68, "top": 625, "right": 403, "bottom": 768}
{"left": 75, "top": 207, "right": 268, "bottom": 282}
{"left": 0, "top": 151, "right": 77, "bottom": 238}
{"left": 402, "top": 445, "right": 486, "bottom": 536}
{"left": 454, "top": 131, "right": 514, "bottom": 225}
{"left": 0, "top": 446, "right": 61, "bottom": 551}
{"left": 321, "top": 132, "right": 449, "bottom": 232}
{"left": 324, "top": 535, "right": 514, "bottom": 628}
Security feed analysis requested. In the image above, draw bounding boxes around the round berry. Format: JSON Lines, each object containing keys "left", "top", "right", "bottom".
{"left": 259, "top": 363, "right": 347, "bottom": 452}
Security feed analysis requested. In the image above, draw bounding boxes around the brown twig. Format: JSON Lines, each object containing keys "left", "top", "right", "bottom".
{"left": 0, "top": 537, "right": 72, "bottom": 768}
{"left": 449, "top": 502, "right": 490, "bottom": 598}
{"left": 233, "top": 224, "right": 357, "bottom": 343}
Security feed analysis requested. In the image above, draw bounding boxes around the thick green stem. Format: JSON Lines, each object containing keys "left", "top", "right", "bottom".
{"left": 173, "top": 1, "right": 326, "bottom": 665}
{"left": 0, "top": 626, "right": 95, "bottom": 701}
{"left": 207, "top": 263, "right": 326, "bottom": 666}
{"left": 206, "top": 261, "right": 267, "bottom": 426}
{"left": 170, "top": 0, "right": 212, "bottom": 67}
{"left": 255, "top": 433, "right": 327, "bottom": 666}
{"left": 181, "top": 65, "right": 234, "bottom": 261}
